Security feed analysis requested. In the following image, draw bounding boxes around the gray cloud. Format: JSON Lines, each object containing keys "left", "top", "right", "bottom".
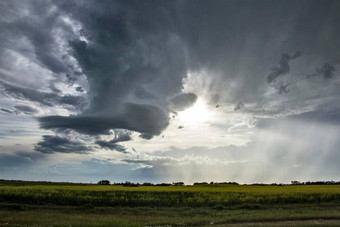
{"left": 95, "top": 130, "right": 131, "bottom": 153}
{"left": 14, "top": 105, "right": 38, "bottom": 115}
{"left": 38, "top": 103, "right": 168, "bottom": 137}
{"left": 1, "top": 80, "right": 85, "bottom": 107}
{"left": 272, "top": 82, "right": 289, "bottom": 95}
{"left": 0, "top": 0, "right": 340, "bottom": 183}
{"left": 110, "top": 130, "right": 132, "bottom": 143}
{"left": 0, "top": 108, "right": 13, "bottom": 114}
{"left": 35, "top": 135, "right": 91, "bottom": 154}
{"left": 169, "top": 93, "right": 197, "bottom": 111}
{"left": 2, "top": 0, "right": 339, "bottom": 140}
{"left": 234, "top": 102, "right": 244, "bottom": 111}
{"left": 95, "top": 141, "right": 127, "bottom": 153}
{"left": 23, "top": 1, "right": 188, "bottom": 139}
{"left": 75, "top": 86, "right": 84, "bottom": 92}
{"left": 266, "top": 51, "right": 301, "bottom": 84}
{"left": 134, "top": 87, "right": 157, "bottom": 100}
{"left": 0, "top": 151, "right": 44, "bottom": 172}
{"left": 1, "top": 80, "right": 57, "bottom": 106}
{"left": 307, "top": 63, "right": 336, "bottom": 79}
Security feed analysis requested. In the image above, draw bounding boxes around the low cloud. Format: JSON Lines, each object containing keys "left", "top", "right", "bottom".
{"left": 38, "top": 103, "right": 169, "bottom": 138}
{"left": 35, "top": 135, "right": 91, "bottom": 154}
{"left": 169, "top": 93, "right": 197, "bottom": 111}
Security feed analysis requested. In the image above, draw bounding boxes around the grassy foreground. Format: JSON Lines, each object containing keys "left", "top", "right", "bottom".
{"left": 0, "top": 180, "right": 339, "bottom": 226}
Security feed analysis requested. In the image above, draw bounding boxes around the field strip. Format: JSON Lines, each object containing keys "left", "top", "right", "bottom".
{"left": 217, "top": 218, "right": 340, "bottom": 226}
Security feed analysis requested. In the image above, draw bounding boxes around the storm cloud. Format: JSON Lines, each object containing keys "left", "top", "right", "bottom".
{"left": 1, "top": 0, "right": 340, "bottom": 183}
{"left": 266, "top": 51, "right": 301, "bottom": 84}
{"left": 35, "top": 135, "right": 91, "bottom": 154}
{"left": 169, "top": 93, "right": 197, "bottom": 111}
{"left": 95, "top": 130, "right": 131, "bottom": 153}
{"left": 0, "top": 80, "right": 85, "bottom": 108}
{"left": 38, "top": 103, "right": 168, "bottom": 138}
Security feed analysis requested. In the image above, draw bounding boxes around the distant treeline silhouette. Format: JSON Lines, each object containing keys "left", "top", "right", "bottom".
{"left": 1, "top": 179, "right": 339, "bottom": 186}
{"left": 290, "top": 180, "right": 340, "bottom": 185}
{"left": 96, "top": 180, "right": 340, "bottom": 186}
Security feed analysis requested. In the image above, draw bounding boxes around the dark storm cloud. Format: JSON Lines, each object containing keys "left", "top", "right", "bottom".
{"left": 306, "top": 63, "right": 336, "bottom": 79}
{"left": 14, "top": 105, "right": 38, "bottom": 115}
{"left": 38, "top": 103, "right": 168, "bottom": 137}
{"left": 35, "top": 135, "right": 91, "bottom": 154}
{"left": 23, "top": 0, "right": 188, "bottom": 138}
{"left": 95, "top": 130, "right": 131, "bottom": 153}
{"left": 1, "top": 80, "right": 56, "bottom": 106}
{"left": 1, "top": 0, "right": 340, "bottom": 157}
{"left": 110, "top": 131, "right": 132, "bottom": 143}
{"left": 0, "top": 1, "right": 80, "bottom": 76}
{"left": 169, "top": 93, "right": 197, "bottom": 111}
{"left": 134, "top": 87, "right": 157, "bottom": 100}
{"left": 60, "top": 95, "right": 85, "bottom": 106}
{"left": 1, "top": 80, "right": 84, "bottom": 107}
{"left": 266, "top": 51, "right": 301, "bottom": 84}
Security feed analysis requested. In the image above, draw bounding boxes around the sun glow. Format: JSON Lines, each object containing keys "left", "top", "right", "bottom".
{"left": 177, "top": 99, "right": 212, "bottom": 126}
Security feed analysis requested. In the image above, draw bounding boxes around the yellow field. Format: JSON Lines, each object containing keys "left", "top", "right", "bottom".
{"left": 0, "top": 181, "right": 339, "bottom": 226}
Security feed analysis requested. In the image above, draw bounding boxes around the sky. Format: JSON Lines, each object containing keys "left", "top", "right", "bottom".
{"left": 0, "top": 0, "right": 339, "bottom": 184}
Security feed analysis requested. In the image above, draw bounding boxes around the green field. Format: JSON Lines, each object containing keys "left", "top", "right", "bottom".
{"left": 0, "top": 180, "right": 339, "bottom": 226}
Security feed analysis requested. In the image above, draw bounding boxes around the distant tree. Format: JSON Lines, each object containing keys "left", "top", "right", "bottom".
{"left": 193, "top": 182, "right": 208, "bottom": 185}
{"left": 172, "top": 182, "right": 184, "bottom": 186}
{"left": 123, "top": 181, "right": 139, "bottom": 187}
{"left": 155, "top": 183, "right": 171, "bottom": 186}
{"left": 97, "top": 180, "right": 110, "bottom": 185}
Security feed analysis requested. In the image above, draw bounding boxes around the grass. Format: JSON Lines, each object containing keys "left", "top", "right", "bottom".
{"left": 0, "top": 203, "right": 339, "bottom": 226}
{"left": 0, "top": 180, "right": 339, "bottom": 226}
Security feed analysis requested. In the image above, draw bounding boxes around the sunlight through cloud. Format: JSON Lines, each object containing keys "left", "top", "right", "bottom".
{"left": 177, "top": 99, "right": 212, "bottom": 126}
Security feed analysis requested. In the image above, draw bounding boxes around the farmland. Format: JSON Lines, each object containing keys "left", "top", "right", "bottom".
{"left": 0, "top": 180, "right": 339, "bottom": 226}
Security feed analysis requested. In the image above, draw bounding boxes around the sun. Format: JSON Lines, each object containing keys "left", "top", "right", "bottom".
{"left": 177, "top": 99, "right": 212, "bottom": 126}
